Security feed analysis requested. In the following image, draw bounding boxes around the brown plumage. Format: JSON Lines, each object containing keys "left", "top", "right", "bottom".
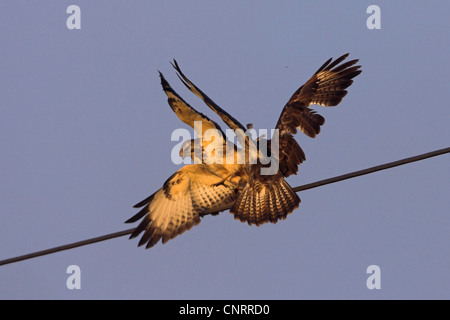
{"left": 126, "top": 54, "right": 361, "bottom": 249}
{"left": 275, "top": 53, "right": 361, "bottom": 177}
{"left": 229, "top": 53, "right": 361, "bottom": 224}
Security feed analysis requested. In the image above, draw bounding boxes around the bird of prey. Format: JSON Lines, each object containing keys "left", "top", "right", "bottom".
{"left": 126, "top": 54, "right": 361, "bottom": 249}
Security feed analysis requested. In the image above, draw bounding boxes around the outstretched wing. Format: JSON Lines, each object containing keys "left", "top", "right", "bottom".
{"left": 170, "top": 60, "right": 261, "bottom": 164}
{"left": 159, "top": 71, "right": 224, "bottom": 138}
{"left": 126, "top": 165, "right": 238, "bottom": 249}
{"left": 170, "top": 60, "right": 247, "bottom": 132}
{"left": 275, "top": 53, "right": 362, "bottom": 177}
{"left": 160, "top": 71, "right": 233, "bottom": 163}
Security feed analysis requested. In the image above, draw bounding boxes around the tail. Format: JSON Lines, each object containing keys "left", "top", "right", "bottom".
{"left": 231, "top": 178, "right": 300, "bottom": 226}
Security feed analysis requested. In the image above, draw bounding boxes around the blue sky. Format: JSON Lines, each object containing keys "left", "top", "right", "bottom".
{"left": 0, "top": 1, "right": 449, "bottom": 299}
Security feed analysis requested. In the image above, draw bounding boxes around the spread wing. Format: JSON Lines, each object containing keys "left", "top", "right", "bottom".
{"left": 161, "top": 71, "right": 234, "bottom": 164}
{"left": 126, "top": 165, "right": 238, "bottom": 249}
{"left": 126, "top": 71, "right": 244, "bottom": 249}
{"left": 170, "top": 60, "right": 261, "bottom": 163}
{"left": 275, "top": 53, "right": 362, "bottom": 177}
{"left": 159, "top": 72, "right": 224, "bottom": 138}
{"left": 170, "top": 59, "right": 247, "bottom": 132}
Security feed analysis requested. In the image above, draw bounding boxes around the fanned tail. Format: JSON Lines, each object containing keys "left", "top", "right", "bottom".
{"left": 231, "top": 178, "right": 300, "bottom": 226}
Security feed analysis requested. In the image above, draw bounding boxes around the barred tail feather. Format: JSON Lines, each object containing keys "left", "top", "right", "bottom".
{"left": 231, "top": 178, "right": 300, "bottom": 226}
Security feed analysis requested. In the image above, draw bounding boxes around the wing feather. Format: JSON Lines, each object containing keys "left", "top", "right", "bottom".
{"left": 274, "top": 53, "right": 361, "bottom": 177}
{"left": 126, "top": 165, "right": 238, "bottom": 249}
{"left": 171, "top": 60, "right": 247, "bottom": 132}
{"left": 159, "top": 72, "right": 224, "bottom": 138}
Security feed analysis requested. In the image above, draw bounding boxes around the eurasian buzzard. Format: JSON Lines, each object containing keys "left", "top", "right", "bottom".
{"left": 126, "top": 54, "right": 361, "bottom": 249}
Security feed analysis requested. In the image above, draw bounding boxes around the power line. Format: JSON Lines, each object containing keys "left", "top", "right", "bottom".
{"left": 0, "top": 147, "right": 449, "bottom": 267}
{"left": 0, "top": 228, "right": 135, "bottom": 267}
{"left": 293, "top": 147, "right": 450, "bottom": 192}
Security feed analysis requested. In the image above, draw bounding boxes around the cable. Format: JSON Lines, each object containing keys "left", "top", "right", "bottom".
{"left": 293, "top": 147, "right": 450, "bottom": 192}
{"left": 0, "top": 147, "right": 449, "bottom": 267}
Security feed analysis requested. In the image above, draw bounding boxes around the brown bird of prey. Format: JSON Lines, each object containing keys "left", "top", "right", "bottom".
{"left": 126, "top": 54, "right": 361, "bottom": 249}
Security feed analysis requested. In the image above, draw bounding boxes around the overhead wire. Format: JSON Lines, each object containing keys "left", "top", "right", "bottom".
{"left": 0, "top": 146, "right": 448, "bottom": 267}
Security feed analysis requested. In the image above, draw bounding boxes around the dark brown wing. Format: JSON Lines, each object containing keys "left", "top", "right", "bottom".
{"left": 275, "top": 53, "right": 362, "bottom": 177}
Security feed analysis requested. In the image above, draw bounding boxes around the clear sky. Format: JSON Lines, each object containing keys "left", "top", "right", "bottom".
{"left": 0, "top": 1, "right": 449, "bottom": 299}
